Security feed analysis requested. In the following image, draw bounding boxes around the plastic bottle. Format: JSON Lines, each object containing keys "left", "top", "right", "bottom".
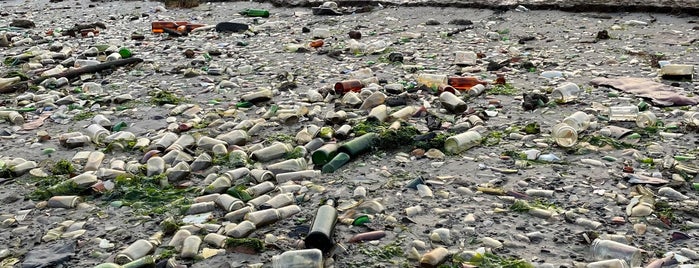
{"left": 305, "top": 202, "right": 338, "bottom": 253}
{"left": 272, "top": 249, "right": 323, "bottom": 268}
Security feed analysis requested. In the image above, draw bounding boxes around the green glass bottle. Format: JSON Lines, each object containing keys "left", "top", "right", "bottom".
{"left": 338, "top": 133, "right": 377, "bottom": 158}
{"left": 311, "top": 143, "right": 338, "bottom": 166}
{"left": 239, "top": 9, "right": 270, "bottom": 18}
{"left": 305, "top": 203, "right": 338, "bottom": 253}
{"left": 321, "top": 152, "right": 350, "bottom": 173}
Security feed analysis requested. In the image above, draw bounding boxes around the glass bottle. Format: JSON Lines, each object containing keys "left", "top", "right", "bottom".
{"left": 151, "top": 21, "right": 206, "bottom": 33}
{"left": 447, "top": 76, "right": 488, "bottom": 91}
{"left": 338, "top": 133, "right": 377, "bottom": 157}
{"left": 311, "top": 143, "right": 339, "bottom": 166}
{"left": 305, "top": 202, "right": 338, "bottom": 253}
{"left": 551, "top": 123, "right": 578, "bottom": 147}
{"left": 239, "top": 9, "right": 270, "bottom": 18}
{"left": 590, "top": 239, "right": 642, "bottom": 267}
{"left": 321, "top": 152, "right": 350, "bottom": 173}
{"left": 334, "top": 79, "right": 363, "bottom": 95}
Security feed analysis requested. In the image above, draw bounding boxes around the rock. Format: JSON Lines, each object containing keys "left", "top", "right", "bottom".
{"left": 10, "top": 19, "right": 35, "bottom": 28}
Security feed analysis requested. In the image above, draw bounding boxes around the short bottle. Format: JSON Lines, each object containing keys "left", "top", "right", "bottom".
{"left": 551, "top": 123, "right": 578, "bottom": 147}
{"left": 444, "top": 130, "right": 482, "bottom": 154}
{"left": 334, "top": 79, "right": 363, "bottom": 94}
{"left": 551, "top": 82, "right": 580, "bottom": 103}
{"left": 272, "top": 249, "right": 323, "bottom": 268}
{"left": 562, "top": 111, "right": 590, "bottom": 133}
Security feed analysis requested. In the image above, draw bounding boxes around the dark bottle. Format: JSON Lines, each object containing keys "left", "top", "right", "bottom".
{"left": 305, "top": 201, "right": 338, "bottom": 253}
{"left": 321, "top": 152, "right": 350, "bottom": 173}
{"left": 338, "top": 133, "right": 377, "bottom": 157}
{"left": 311, "top": 143, "right": 339, "bottom": 166}
{"left": 334, "top": 80, "right": 363, "bottom": 95}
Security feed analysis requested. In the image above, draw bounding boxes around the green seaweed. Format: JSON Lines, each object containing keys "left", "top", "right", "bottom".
{"left": 102, "top": 174, "right": 196, "bottom": 215}
{"left": 488, "top": 83, "right": 519, "bottom": 96}
{"left": 27, "top": 175, "right": 84, "bottom": 200}
{"left": 227, "top": 185, "right": 252, "bottom": 202}
{"left": 509, "top": 200, "right": 531, "bottom": 212}
{"left": 73, "top": 111, "right": 95, "bottom": 121}
{"left": 149, "top": 90, "right": 185, "bottom": 105}
{"left": 50, "top": 159, "right": 75, "bottom": 175}
{"left": 285, "top": 146, "right": 305, "bottom": 159}
{"left": 358, "top": 241, "right": 404, "bottom": 260}
{"left": 266, "top": 133, "right": 295, "bottom": 144}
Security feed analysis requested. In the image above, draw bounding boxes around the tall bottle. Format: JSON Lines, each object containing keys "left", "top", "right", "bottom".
{"left": 305, "top": 201, "right": 338, "bottom": 253}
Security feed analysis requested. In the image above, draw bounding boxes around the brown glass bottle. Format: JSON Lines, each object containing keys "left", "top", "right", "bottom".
{"left": 151, "top": 21, "right": 206, "bottom": 33}
{"left": 447, "top": 77, "right": 488, "bottom": 91}
{"left": 334, "top": 79, "right": 363, "bottom": 95}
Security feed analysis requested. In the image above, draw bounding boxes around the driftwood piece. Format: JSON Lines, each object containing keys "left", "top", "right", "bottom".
{"left": 1, "top": 57, "right": 143, "bottom": 94}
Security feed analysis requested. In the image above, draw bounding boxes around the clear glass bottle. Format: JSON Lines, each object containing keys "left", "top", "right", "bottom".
{"left": 590, "top": 239, "right": 642, "bottom": 267}
{"left": 551, "top": 82, "right": 580, "bottom": 103}
{"left": 272, "top": 249, "right": 323, "bottom": 268}
{"left": 608, "top": 106, "right": 639, "bottom": 122}
{"left": 636, "top": 111, "right": 657, "bottom": 128}
{"left": 562, "top": 111, "right": 591, "bottom": 133}
{"left": 551, "top": 123, "right": 578, "bottom": 147}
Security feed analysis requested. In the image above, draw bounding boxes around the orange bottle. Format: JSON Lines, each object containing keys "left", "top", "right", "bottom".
{"left": 447, "top": 77, "right": 488, "bottom": 91}
{"left": 309, "top": 39, "right": 324, "bottom": 48}
{"left": 334, "top": 80, "right": 363, "bottom": 95}
{"left": 151, "top": 21, "right": 206, "bottom": 33}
